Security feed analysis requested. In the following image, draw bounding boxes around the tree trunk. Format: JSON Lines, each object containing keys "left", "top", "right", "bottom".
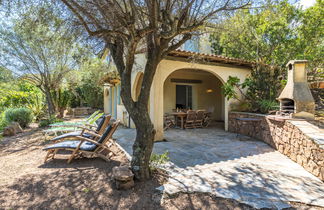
{"left": 44, "top": 88, "right": 55, "bottom": 116}
{"left": 130, "top": 110, "right": 155, "bottom": 180}
{"left": 108, "top": 37, "right": 160, "bottom": 180}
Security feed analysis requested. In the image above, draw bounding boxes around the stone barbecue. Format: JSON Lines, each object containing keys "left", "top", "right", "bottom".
{"left": 277, "top": 60, "right": 315, "bottom": 117}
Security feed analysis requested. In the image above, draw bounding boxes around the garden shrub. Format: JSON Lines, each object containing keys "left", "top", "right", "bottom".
{"left": 222, "top": 63, "right": 283, "bottom": 113}
{"left": 150, "top": 151, "right": 170, "bottom": 171}
{"left": 38, "top": 116, "right": 63, "bottom": 127}
{"left": 0, "top": 112, "right": 8, "bottom": 132}
{"left": 5, "top": 108, "right": 33, "bottom": 128}
{"left": 258, "top": 99, "right": 279, "bottom": 114}
{"left": 0, "top": 81, "right": 45, "bottom": 119}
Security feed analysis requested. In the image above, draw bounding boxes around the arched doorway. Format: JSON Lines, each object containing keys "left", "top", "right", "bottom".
{"left": 163, "top": 69, "right": 225, "bottom": 128}
{"left": 132, "top": 72, "right": 143, "bottom": 102}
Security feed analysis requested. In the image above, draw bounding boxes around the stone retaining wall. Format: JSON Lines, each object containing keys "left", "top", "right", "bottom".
{"left": 229, "top": 112, "right": 324, "bottom": 181}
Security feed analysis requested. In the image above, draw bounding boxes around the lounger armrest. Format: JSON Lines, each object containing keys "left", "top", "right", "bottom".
{"left": 54, "top": 135, "right": 101, "bottom": 146}
{"left": 75, "top": 126, "right": 98, "bottom": 133}
{"left": 84, "top": 131, "right": 101, "bottom": 138}
{"left": 84, "top": 123, "right": 97, "bottom": 128}
{"left": 50, "top": 124, "right": 79, "bottom": 128}
{"left": 77, "top": 137, "right": 101, "bottom": 146}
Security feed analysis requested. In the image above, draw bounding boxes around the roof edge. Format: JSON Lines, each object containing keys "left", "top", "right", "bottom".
{"left": 167, "top": 50, "right": 255, "bottom": 68}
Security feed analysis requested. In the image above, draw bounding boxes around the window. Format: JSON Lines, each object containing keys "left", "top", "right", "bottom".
{"left": 176, "top": 85, "right": 192, "bottom": 109}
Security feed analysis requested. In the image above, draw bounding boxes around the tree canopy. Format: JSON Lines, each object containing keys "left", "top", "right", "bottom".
{"left": 0, "top": 3, "right": 88, "bottom": 114}
{"left": 210, "top": 0, "right": 323, "bottom": 70}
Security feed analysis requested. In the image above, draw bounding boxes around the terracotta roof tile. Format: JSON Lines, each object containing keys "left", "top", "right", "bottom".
{"left": 168, "top": 49, "right": 255, "bottom": 68}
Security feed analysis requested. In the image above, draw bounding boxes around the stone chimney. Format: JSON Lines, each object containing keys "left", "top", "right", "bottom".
{"left": 277, "top": 60, "right": 315, "bottom": 116}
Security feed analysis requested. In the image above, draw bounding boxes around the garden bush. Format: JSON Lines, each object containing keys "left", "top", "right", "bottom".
{"left": 221, "top": 64, "right": 283, "bottom": 113}
{"left": 150, "top": 151, "right": 170, "bottom": 171}
{"left": 5, "top": 108, "right": 33, "bottom": 128}
{"left": 0, "top": 112, "right": 8, "bottom": 132}
{"left": 258, "top": 99, "right": 279, "bottom": 114}
{"left": 39, "top": 116, "right": 63, "bottom": 127}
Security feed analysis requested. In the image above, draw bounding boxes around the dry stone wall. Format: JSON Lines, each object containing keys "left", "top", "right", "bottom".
{"left": 229, "top": 112, "right": 324, "bottom": 181}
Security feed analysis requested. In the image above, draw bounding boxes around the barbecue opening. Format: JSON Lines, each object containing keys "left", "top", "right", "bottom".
{"left": 280, "top": 98, "right": 295, "bottom": 114}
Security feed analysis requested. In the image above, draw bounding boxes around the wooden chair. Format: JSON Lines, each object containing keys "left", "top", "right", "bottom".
{"left": 164, "top": 114, "right": 175, "bottom": 130}
{"left": 50, "top": 115, "right": 112, "bottom": 142}
{"left": 43, "top": 121, "right": 120, "bottom": 163}
{"left": 184, "top": 110, "right": 196, "bottom": 129}
{"left": 195, "top": 110, "right": 205, "bottom": 128}
{"left": 203, "top": 112, "right": 212, "bottom": 127}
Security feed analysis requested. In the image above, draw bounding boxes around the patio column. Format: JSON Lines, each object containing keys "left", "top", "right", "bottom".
{"left": 103, "top": 83, "right": 112, "bottom": 114}
{"left": 224, "top": 99, "right": 229, "bottom": 131}
{"left": 151, "top": 65, "right": 164, "bottom": 141}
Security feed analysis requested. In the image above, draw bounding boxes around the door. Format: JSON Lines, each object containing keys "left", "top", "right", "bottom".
{"left": 176, "top": 85, "right": 192, "bottom": 109}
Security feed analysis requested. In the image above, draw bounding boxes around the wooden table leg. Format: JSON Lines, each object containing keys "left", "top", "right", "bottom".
{"left": 181, "top": 116, "right": 185, "bottom": 129}
{"left": 174, "top": 116, "right": 178, "bottom": 128}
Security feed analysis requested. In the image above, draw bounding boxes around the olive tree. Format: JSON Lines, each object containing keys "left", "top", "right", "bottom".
{"left": 0, "top": 3, "right": 87, "bottom": 115}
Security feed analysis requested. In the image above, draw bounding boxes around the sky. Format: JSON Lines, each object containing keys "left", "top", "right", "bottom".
{"left": 298, "top": 0, "right": 317, "bottom": 9}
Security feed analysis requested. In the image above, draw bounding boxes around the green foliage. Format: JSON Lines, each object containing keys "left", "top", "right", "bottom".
{"left": 52, "top": 88, "right": 72, "bottom": 111}
{"left": 222, "top": 64, "right": 282, "bottom": 113}
{"left": 210, "top": 1, "right": 301, "bottom": 66}
{"left": 0, "top": 112, "right": 9, "bottom": 132}
{"left": 222, "top": 76, "right": 241, "bottom": 100}
{"left": 258, "top": 100, "right": 279, "bottom": 114}
{"left": 297, "top": 0, "right": 324, "bottom": 82}
{"left": 0, "top": 80, "right": 45, "bottom": 119}
{"left": 0, "top": 67, "right": 14, "bottom": 82}
{"left": 82, "top": 188, "right": 91, "bottom": 193}
{"left": 245, "top": 64, "right": 283, "bottom": 102}
{"left": 66, "top": 58, "right": 113, "bottom": 108}
{"left": 150, "top": 151, "right": 170, "bottom": 170}
{"left": 210, "top": 0, "right": 323, "bottom": 81}
{"left": 5, "top": 107, "right": 33, "bottom": 128}
{"left": 39, "top": 116, "right": 63, "bottom": 127}
{"left": 0, "top": 4, "right": 90, "bottom": 115}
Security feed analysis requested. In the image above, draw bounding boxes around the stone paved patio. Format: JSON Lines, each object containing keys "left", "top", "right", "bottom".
{"left": 114, "top": 126, "right": 324, "bottom": 209}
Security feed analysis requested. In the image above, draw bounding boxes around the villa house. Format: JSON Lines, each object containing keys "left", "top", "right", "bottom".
{"left": 103, "top": 35, "right": 254, "bottom": 141}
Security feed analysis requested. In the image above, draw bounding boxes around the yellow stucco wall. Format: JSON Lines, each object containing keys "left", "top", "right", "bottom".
{"left": 150, "top": 59, "right": 251, "bottom": 140}
{"left": 105, "top": 57, "right": 251, "bottom": 140}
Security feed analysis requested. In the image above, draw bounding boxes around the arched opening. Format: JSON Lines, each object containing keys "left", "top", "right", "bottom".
{"left": 132, "top": 72, "right": 143, "bottom": 102}
{"left": 163, "top": 69, "right": 225, "bottom": 129}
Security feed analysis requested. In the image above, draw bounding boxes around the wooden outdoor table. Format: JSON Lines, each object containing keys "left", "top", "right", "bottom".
{"left": 170, "top": 112, "right": 187, "bottom": 129}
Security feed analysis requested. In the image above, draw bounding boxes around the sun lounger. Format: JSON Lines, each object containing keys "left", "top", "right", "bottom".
{"left": 43, "top": 112, "right": 104, "bottom": 136}
{"left": 43, "top": 120, "right": 120, "bottom": 163}
{"left": 50, "top": 115, "right": 111, "bottom": 142}
{"left": 49, "top": 110, "right": 102, "bottom": 127}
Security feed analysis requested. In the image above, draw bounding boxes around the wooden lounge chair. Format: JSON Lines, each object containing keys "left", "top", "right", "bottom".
{"left": 184, "top": 110, "right": 196, "bottom": 129}
{"left": 50, "top": 115, "right": 111, "bottom": 142}
{"left": 195, "top": 110, "right": 205, "bottom": 128}
{"left": 43, "top": 121, "right": 120, "bottom": 163}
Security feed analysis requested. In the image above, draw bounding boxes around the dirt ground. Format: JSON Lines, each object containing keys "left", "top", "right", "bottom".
{"left": 0, "top": 125, "right": 322, "bottom": 210}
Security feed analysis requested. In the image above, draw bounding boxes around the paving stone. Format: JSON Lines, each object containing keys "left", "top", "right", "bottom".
{"left": 114, "top": 127, "right": 324, "bottom": 209}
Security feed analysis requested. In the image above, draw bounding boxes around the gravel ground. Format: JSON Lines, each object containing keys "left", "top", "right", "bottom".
{"left": 0, "top": 124, "right": 322, "bottom": 210}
